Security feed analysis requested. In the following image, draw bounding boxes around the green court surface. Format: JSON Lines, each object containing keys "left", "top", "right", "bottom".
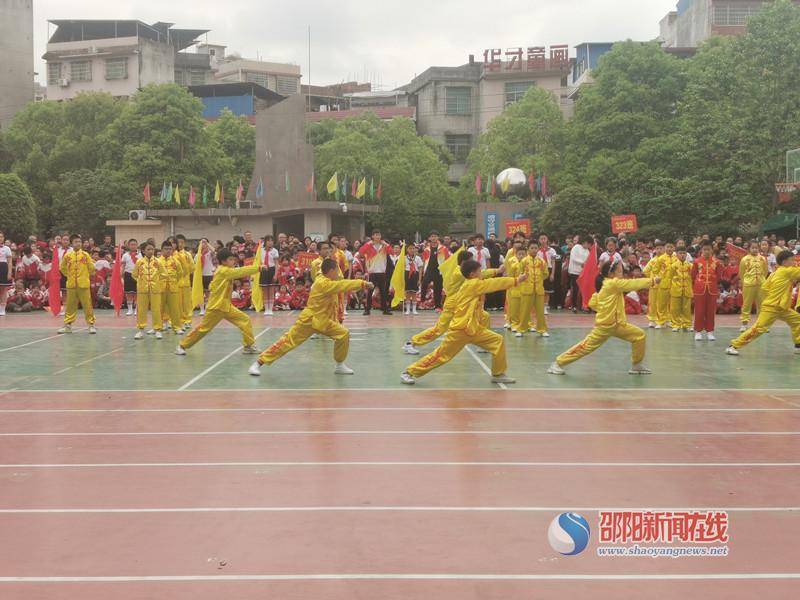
{"left": 0, "top": 324, "right": 796, "bottom": 392}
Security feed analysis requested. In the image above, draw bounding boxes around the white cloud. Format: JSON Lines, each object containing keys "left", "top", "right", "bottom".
{"left": 34, "top": 0, "right": 678, "bottom": 89}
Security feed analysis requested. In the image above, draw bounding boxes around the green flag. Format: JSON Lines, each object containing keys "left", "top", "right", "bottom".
{"left": 166, "top": 182, "right": 174, "bottom": 203}
{"left": 370, "top": 177, "right": 375, "bottom": 201}
{"left": 202, "top": 185, "right": 208, "bottom": 206}
{"left": 285, "top": 171, "right": 291, "bottom": 193}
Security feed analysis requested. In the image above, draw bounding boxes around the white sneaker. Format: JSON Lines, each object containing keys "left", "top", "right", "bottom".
{"left": 310, "top": 333, "right": 318, "bottom": 340}
{"left": 400, "top": 372, "right": 416, "bottom": 385}
{"left": 134, "top": 331, "right": 144, "bottom": 340}
{"left": 199, "top": 307, "right": 206, "bottom": 316}
{"left": 544, "top": 306, "right": 549, "bottom": 315}
{"left": 529, "top": 328, "right": 537, "bottom": 333}
{"left": 263, "top": 310, "right": 273, "bottom": 316}
{"left": 88, "top": 326, "right": 97, "bottom": 335}
{"left": 629, "top": 363, "right": 652, "bottom": 375}
{"left": 726, "top": 346, "right": 739, "bottom": 356}
{"left": 412, "top": 309, "right": 419, "bottom": 315}
{"left": 688, "top": 328, "right": 694, "bottom": 332}
{"left": 547, "top": 362, "right": 565, "bottom": 375}
{"left": 694, "top": 332, "right": 704, "bottom": 342}
{"left": 541, "top": 332, "right": 550, "bottom": 338}
{"left": 175, "top": 345, "right": 187, "bottom": 356}
{"left": 242, "top": 346, "right": 259, "bottom": 355}
{"left": 176, "top": 329, "right": 184, "bottom": 336}
{"left": 475, "top": 347, "right": 490, "bottom": 354}
{"left": 248, "top": 362, "right": 262, "bottom": 376}
{"left": 0, "top": 306, "right": 6, "bottom": 316}
{"left": 707, "top": 332, "right": 716, "bottom": 342}
{"left": 515, "top": 332, "right": 523, "bottom": 338}
{"left": 491, "top": 374, "right": 516, "bottom": 384}
{"left": 334, "top": 363, "right": 354, "bottom": 375}
{"left": 503, "top": 322, "right": 511, "bottom": 329}
{"left": 739, "top": 324, "right": 748, "bottom": 332}
{"left": 648, "top": 321, "right": 656, "bottom": 328}
{"left": 57, "top": 325, "right": 72, "bottom": 334}
{"left": 402, "top": 342, "right": 420, "bottom": 355}
{"left": 655, "top": 324, "right": 663, "bottom": 330}
{"left": 671, "top": 327, "right": 679, "bottom": 332}
{"left": 155, "top": 331, "right": 163, "bottom": 340}
{"left": 146, "top": 329, "right": 155, "bottom": 335}
{"left": 126, "top": 307, "right": 133, "bottom": 316}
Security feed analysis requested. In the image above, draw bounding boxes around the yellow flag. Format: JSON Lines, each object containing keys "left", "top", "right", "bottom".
{"left": 214, "top": 181, "right": 221, "bottom": 204}
{"left": 175, "top": 184, "right": 181, "bottom": 206}
{"left": 191, "top": 245, "right": 205, "bottom": 309}
{"left": 440, "top": 245, "right": 464, "bottom": 282}
{"left": 251, "top": 243, "right": 264, "bottom": 312}
{"left": 326, "top": 172, "right": 338, "bottom": 194}
{"left": 356, "top": 177, "right": 366, "bottom": 199}
{"left": 501, "top": 175, "right": 510, "bottom": 194}
{"left": 390, "top": 243, "right": 406, "bottom": 309}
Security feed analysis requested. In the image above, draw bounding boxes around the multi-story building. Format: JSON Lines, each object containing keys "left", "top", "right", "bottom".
{"left": 660, "top": 0, "right": 800, "bottom": 48}
{"left": 43, "top": 20, "right": 211, "bottom": 101}
{"left": 402, "top": 49, "right": 573, "bottom": 183}
{"left": 212, "top": 54, "right": 301, "bottom": 96}
{"left": 0, "top": 0, "right": 34, "bottom": 128}
{"left": 302, "top": 81, "right": 372, "bottom": 112}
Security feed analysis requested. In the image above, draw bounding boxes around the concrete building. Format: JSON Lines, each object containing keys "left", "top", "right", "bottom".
{"left": 402, "top": 51, "right": 573, "bottom": 183}
{"left": 212, "top": 53, "right": 301, "bottom": 96}
{"left": 302, "top": 81, "right": 372, "bottom": 112}
{"left": 659, "top": 0, "right": 800, "bottom": 48}
{"left": 188, "top": 82, "right": 285, "bottom": 122}
{"left": 568, "top": 42, "right": 614, "bottom": 100}
{"left": 0, "top": 0, "right": 34, "bottom": 128}
{"left": 43, "top": 20, "right": 211, "bottom": 101}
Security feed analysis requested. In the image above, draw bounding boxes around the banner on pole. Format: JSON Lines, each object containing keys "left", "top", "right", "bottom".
{"left": 505, "top": 219, "right": 532, "bottom": 238}
{"left": 611, "top": 215, "right": 639, "bottom": 234}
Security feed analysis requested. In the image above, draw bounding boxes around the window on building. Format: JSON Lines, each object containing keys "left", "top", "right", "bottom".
{"left": 47, "top": 62, "right": 62, "bottom": 85}
{"left": 712, "top": 2, "right": 762, "bottom": 26}
{"left": 245, "top": 71, "right": 269, "bottom": 88}
{"left": 105, "top": 58, "right": 128, "bottom": 80}
{"left": 445, "top": 87, "right": 472, "bottom": 115}
{"left": 189, "top": 68, "right": 207, "bottom": 85}
{"left": 505, "top": 81, "right": 535, "bottom": 105}
{"left": 277, "top": 76, "right": 298, "bottom": 95}
{"left": 70, "top": 61, "right": 92, "bottom": 82}
{"left": 445, "top": 134, "right": 472, "bottom": 163}
{"left": 174, "top": 69, "right": 186, "bottom": 85}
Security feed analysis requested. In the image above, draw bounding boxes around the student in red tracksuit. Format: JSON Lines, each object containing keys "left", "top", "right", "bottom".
{"left": 691, "top": 240, "right": 723, "bottom": 342}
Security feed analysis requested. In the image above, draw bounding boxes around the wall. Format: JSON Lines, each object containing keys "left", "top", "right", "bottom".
{"left": 478, "top": 73, "right": 567, "bottom": 132}
{"left": 107, "top": 220, "right": 168, "bottom": 246}
{"left": 475, "top": 202, "right": 532, "bottom": 238}
{"left": 0, "top": 0, "right": 33, "bottom": 127}
{"left": 202, "top": 95, "right": 254, "bottom": 118}
{"left": 675, "top": 0, "right": 711, "bottom": 47}
{"left": 138, "top": 38, "right": 175, "bottom": 86}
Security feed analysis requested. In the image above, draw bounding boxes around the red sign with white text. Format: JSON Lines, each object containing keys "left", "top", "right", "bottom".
{"left": 505, "top": 219, "right": 532, "bottom": 238}
{"left": 611, "top": 215, "right": 639, "bottom": 234}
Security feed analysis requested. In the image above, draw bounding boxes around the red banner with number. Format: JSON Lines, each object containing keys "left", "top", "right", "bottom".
{"left": 725, "top": 243, "right": 747, "bottom": 263}
{"left": 505, "top": 219, "right": 532, "bottom": 238}
{"left": 295, "top": 251, "right": 317, "bottom": 272}
{"left": 611, "top": 215, "right": 638, "bottom": 234}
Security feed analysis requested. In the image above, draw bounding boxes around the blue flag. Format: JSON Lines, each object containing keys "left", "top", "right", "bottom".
{"left": 256, "top": 177, "right": 264, "bottom": 199}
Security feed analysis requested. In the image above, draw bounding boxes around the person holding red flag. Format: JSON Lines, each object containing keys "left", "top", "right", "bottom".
{"left": 576, "top": 239, "right": 599, "bottom": 311}
{"left": 692, "top": 240, "right": 723, "bottom": 342}
{"left": 109, "top": 244, "right": 124, "bottom": 315}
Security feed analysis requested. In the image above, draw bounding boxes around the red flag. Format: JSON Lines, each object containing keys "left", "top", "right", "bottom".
{"left": 48, "top": 246, "right": 62, "bottom": 317}
{"left": 491, "top": 175, "right": 496, "bottom": 197}
{"left": 376, "top": 178, "right": 383, "bottom": 201}
{"left": 577, "top": 242, "right": 599, "bottom": 310}
{"left": 143, "top": 182, "right": 151, "bottom": 205}
{"left": 306, "top": 174, "right": 315, "bottom": 193}
{"left": 541, "top": 175, "right": 548, "bottom": 198}
{"left": 351, "top": 176, "right": 357, "bottom": 197}
{"left": 110, "top": 244, "right": 124, "bottom": 316}
{"left": 528, "top": 171, "right": 535, "bottom": 193}
{"left": 475, "top": 174, "right": 482, "bottom": 195}
{"left": 188, "top": 186, "right": 196, "bottom": 208}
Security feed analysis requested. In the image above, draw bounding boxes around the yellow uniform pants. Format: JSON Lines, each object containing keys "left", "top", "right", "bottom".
{"left": 528, "top": 294, "right": 547, "bottom": 333}
{"left": 136, "top": 292, "right": 163, "bottom": 331}
{"left": 181, "top": 308, "right": 255, "bottom": 350}
{"left": 259, "top": 318, "right": 349, "bottom": 365}
{"left": 64, "top": 288, "right": 95, "bottom": 326}
{"left": 407, "top": 328, "right": 507, "bottom": 378}
{"left": 411, "top": 307, "right": 489, "bottom": 347}
{"left": 670, "top": 295, "right": 693, "bottom": 329}
{"left": 731, "top": 307, "right": 800, "bottom": 349}
{"left": 556, "top": 323, "right": 646, "bottom": 367}
{"left": 656, "top": 289, "right": 671, "bottom": 326}
{"left": 507, "top": 296, "right": 521, "bottom": 331}
{"left": 163, "top": 291, "right": 182, "bottom": 332}
{"left": 180, "top": 286, "right": 193, "bottom": 325}
{"left": 647, "top": 287, "right": 659, "bottom": 321}
{"left": 740, "top": 286, "right": 764, "bottom": 324}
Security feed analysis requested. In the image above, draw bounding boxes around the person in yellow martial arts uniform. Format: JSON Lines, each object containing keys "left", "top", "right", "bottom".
{"left": 310, "top": 241, "right": 342, "bottom": 329}
{"left": 400, "top": 259, "right": 527, "bottom": 385}
{"left": 644, "top": 240, "right": 665, "bottom": 328}
{"left": 738, "top": 241, "right": 768, "bottom": 332}
{"left": 132, "top": 241, "right": 166, "bottom": 340}
{"left": 57, "top": 234, "right": 97, "bottom": 335}
{"left": 176, "top": 249, "right": 261, "bottom": 356}
{"left": 159, "top": 241, "right": 185, "bottom": 336}
{"left": 669, "top": 246, "right": 693, "bottom": 332}
{"left": 547, "top": 260, "right": 661, "bottom": 376}
{"left": 401, "top": 250, "right": 502, "bottom": 354}
{"left": 503, "top": 234, "right": 527, "bottom": 329}
{"left": 249, "top": 258, "right": 373, "bottom": 376}
{"left": 506, "top": 246, "right": 526, "bottom": 334}
{"left": 727, "top": 250, "right": 800, "bottom": 356}
{"left": 174, "top": 234, "right": 194, "bottom": 330}
{"left": 515, "top": 240, "right": 549, "bottom": 338}
{"left": 655, "top": 242, "right": 675, "bottom": 329}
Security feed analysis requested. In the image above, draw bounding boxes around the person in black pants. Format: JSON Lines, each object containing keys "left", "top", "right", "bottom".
{"left": 422, "top": 231, "right": 446, "bottom": 309}
{"left": 358, "top": 230, "right": 393, "bottom": 315}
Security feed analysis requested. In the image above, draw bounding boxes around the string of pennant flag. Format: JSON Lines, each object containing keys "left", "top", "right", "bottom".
{"left": 474, "top": 171, "right": 549, "bottom": 199}
{"left": 142, "top": 172, "right": 383, "bottom": 207}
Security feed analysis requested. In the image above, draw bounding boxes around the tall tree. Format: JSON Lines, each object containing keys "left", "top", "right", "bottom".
{"left": 0, "top": 173, "right": 37, "bottom": 241}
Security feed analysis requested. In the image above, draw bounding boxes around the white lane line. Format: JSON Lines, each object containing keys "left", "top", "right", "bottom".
{"left": 0, "top": 329, "right": 87, "bottom": 353}
{"left": 52, "top": 348, "right": 123, "bottom": 376}
{"left": 0, "top": 574, "right": 798, "bottom": 582}
{"left": 465, "top": 345, "right": 506, "bottom": 389}
{"left": 0, "top": 461, "right": 797, "bottom": 468}
{"left": 1, "top": 407, "right": 797, "bottom": 414}
{"left": 0, "top": 506, "right": 798, "bottom": 514}
{"left": 177, "top": 328, "right": 271, "bottom": 391}
{"left": 0, "top": 431, "right": 797, "bottom": 437}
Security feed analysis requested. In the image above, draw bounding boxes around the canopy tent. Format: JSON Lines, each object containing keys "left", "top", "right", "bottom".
{"left": 762, "top": 213, "right": 800, "bottom": 239}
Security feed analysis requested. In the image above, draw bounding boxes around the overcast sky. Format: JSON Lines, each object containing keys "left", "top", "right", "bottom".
{"left": 34, "top": 0, "right": 678, "bottom": 89}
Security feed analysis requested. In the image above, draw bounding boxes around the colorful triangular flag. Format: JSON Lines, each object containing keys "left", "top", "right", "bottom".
{"left": 376, "top": 177, "right": 383, "bottom": 201}
{"left": 356, "top": 177, "right": 366, "bottom": 200}
{"left": 143, "top": 182, "right": 151, "bottom": 205}
{"left": 256, "top": 176, "right": 264, "bottom": 199}
{"left": 188, "top": 185, "right": 196, "bottom": 208}
{"left": 326, "top": 172, "right": 338, "bottom": 195}
{"left": 214, "top": 181, "right": 221, "bottom": 204}
{"left": 174, "top": 184, "right": 181, "bottom": 206}
{"left": 202, "top": 185, "right": 208, "bottom": 206}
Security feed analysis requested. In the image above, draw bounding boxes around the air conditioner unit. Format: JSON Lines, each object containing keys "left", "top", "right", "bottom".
{"left": 58, "top": 78, "right": 70, "bottom": 87}
{"left": 129, "top": 210, "right": 146, "bottom": 221}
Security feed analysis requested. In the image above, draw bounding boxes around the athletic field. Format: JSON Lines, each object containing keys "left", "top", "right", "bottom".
{"left": 0, "top": 311, "right": 798, "bottom": 599}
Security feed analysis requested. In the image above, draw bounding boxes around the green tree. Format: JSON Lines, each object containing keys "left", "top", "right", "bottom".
{"left": 207, "top": 108, "right": 256, "bottom": 187}
{"left": 51, "top": 169, "right": 139, "bottom": 240}
{"left": 539, "top": 185, "right": 611, "bottom": 241}
{"left": 0, "top": 173, "right": 37, "bottom": 241}
{"left": 313, "top": 114, "right": 454, "bottom": 238}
